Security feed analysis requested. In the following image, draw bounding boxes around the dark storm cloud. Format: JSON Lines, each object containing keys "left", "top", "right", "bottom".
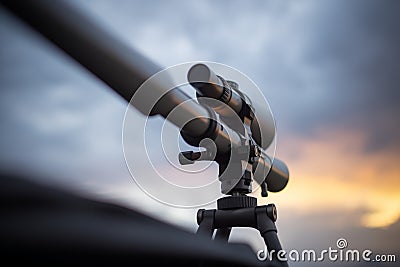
{"left": 75, "top": 0, "right": 400, "bottom": 153}
{"left": 254, "top": 0, "right": 400, "bottom": 152}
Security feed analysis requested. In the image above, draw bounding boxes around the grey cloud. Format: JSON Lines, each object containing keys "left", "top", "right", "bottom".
{"left": 261, "top": 0, "right": 400, "bottom": 151}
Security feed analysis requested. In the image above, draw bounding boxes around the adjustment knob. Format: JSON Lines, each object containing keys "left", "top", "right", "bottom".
{"left": 217, "top": 195, "right": 257, "bottom": 210}
{"left": 266, "top": 204, "right": 277, "bottom": 222}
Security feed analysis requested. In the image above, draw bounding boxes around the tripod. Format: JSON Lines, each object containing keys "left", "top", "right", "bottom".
{"left": 179, "top": 66, "right": 289, "bottom": 266}
{"left": 181, "top": 146, "right": 288, "bottom": 266}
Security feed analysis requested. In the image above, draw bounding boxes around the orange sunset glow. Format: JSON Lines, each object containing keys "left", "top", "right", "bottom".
{"left": 259, "top": 127, "right": 400, "bottom": 229}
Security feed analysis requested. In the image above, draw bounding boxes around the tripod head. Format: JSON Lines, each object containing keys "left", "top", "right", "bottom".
{"left": 179, "top": 63, "right": 289, "bottom": 199}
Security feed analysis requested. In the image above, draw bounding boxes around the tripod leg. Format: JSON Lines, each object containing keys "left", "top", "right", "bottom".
{"left": 196, "top": 210, "right": 215, "bottom": 237}
{"left": 214, "top": 227, "right": 231, "bottom": 242}
{"left": 256, "top": 206, "right": 288, "bottom": 267}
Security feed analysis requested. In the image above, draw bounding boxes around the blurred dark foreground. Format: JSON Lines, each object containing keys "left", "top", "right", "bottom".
{"left": 0, "top": 172, "right": 267, "bottom": 267}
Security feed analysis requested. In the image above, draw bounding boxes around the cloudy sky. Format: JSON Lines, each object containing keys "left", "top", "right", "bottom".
{"left": 1, "top": 0, "right": 399, "bottom": 265}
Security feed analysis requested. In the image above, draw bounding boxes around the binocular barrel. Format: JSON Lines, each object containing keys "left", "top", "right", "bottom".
{"left": 188, "top": 63, "right": 276, "bottom": 150}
